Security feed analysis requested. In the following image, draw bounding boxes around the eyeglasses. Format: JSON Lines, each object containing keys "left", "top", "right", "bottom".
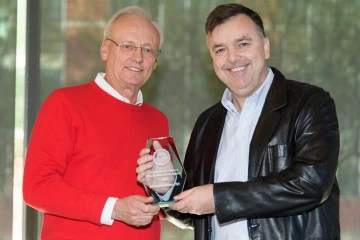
{"left": 107, "top": 38, "right": 161, "bottom": 59}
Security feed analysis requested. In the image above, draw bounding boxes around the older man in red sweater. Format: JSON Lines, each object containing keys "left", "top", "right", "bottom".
{"left": 23, "top": 6, "right": 168, "bottom": 240}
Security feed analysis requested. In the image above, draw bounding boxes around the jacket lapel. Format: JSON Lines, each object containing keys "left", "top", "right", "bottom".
{"left": 205, "top": 104, "right": 227, "bottom": 184}
{"left": 248, "top": 67, "right": 287, "bottom": 178}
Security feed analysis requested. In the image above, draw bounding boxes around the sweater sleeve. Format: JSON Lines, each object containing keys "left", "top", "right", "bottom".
{"left": 23, "top": 90, "right": 108, "bottom": 225}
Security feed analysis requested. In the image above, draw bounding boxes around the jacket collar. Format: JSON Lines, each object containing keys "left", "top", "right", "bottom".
{"left": 206, "top": 67, "right": 288, "bottom": 180}
{"left": 249, "top": 67, "right": 287, "bottom": 177}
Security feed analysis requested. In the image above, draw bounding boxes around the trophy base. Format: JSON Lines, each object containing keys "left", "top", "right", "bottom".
{"left": 151, "top": 200, "right": 177, "bottom": 208}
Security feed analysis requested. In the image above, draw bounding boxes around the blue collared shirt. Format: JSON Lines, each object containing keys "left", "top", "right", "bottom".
{"left": 211, "top": 68, "right": 274, "bottom": 240}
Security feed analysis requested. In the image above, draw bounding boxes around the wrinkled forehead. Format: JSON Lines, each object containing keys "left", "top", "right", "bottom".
{"left": 206, "top": 15, "right": 261, "bottom": 44}
{"left": 111, "top": 15, "right": 160, "bottom": 46}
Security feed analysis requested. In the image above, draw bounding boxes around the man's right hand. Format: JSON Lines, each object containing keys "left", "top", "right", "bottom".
{"left": 111, "top": 196, "right": 160, "bottom": 227}
{"left": 136, "top": 141, "right": 175, "bottom": 194}
{"left": 136, "top": 147, "right": 153, "bottom": 184}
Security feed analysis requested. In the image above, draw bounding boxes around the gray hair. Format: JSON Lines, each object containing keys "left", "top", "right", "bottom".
{"left": 103, "top": 6, "right": 164, "bottom": 48}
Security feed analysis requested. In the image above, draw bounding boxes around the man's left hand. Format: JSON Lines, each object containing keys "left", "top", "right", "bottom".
{"left": 169, "top": 184, "right": 215, "bottom": 215}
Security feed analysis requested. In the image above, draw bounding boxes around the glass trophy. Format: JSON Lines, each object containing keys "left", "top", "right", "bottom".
{"left": 143, "top": 136, "right": 186, "bottom": 207}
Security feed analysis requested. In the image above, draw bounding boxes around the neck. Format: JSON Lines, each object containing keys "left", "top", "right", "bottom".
{"left": 231, "top": 97, "right": 244, "bottom": 113}
{"left": 104, "top": 76, "right": 139, "bottom": 104}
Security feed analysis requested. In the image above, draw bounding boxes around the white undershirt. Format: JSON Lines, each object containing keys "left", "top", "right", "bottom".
{"left": 94, "top": 72, "right": 143, "bottom": 225}
{"left": 211, "top": 68, "right": 274, "bottom": 240}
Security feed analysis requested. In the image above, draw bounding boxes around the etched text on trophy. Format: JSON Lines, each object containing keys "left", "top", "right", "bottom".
{"left": 146, "top": 169, "right": 180, "bottom": 189}
{"left": 143, "top": 136, "right": 187, "bottom": 207}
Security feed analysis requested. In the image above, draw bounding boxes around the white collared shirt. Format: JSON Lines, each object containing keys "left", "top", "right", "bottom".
{"left": 94, "top": 72, "right": 142, "bottom": 225}
{"left": 211, "top": 68, "right": 274, "bottom": 240}
{"left": 95, "top": 72, "right": 143, "bottom": 106}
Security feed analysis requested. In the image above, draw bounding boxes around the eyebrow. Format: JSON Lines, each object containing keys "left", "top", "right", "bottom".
{"left": 121, "top": 40, "right": 153, "bottom": 48}
{"left": 212, "top": 43, "right": 224, "bottom": 51}
{"left": 234, "top": 37, "right": 253, "bottom": 43}
{"left": 212, "top": 36, "right": 253, "bottom": 51}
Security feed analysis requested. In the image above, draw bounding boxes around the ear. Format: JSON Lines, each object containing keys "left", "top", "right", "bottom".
{"left": 100, "top": 40, "right": 108, "bottom": 62}
{"left": 263, "top": 37, "right": 270, "bottom": 60}
{"left": 152, "top": 59, "right": 157, "bottom": 70}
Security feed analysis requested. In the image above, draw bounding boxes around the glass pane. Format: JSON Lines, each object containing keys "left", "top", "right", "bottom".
{"left": 32, "top": 0, "right": 360, "bottom": 239}
{"left": 0, "top": 0, "right": 17, "bottom": 239}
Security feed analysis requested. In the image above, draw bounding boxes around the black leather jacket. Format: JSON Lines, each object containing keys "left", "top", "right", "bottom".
{"left": 167, "top": 67, "right": 340, "bottom": 240}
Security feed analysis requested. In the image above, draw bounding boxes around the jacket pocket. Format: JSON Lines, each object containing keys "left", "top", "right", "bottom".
{"left": 266, "top": 143, "right": 292, "bottom": 172}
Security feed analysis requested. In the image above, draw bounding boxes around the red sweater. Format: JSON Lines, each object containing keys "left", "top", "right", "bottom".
{"left": 23, "top": 81, "right": 169, "bottom": 240}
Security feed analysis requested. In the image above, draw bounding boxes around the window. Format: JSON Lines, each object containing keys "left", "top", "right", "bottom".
{"left": 1, "top": 0, "right": 359, "bottom": 239}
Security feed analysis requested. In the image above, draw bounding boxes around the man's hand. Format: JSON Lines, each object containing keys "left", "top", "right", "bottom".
{"left": 169, "top": 184, "right": 215, "bottom": 215}
{"left": 136, "top": 141, "right": 175, "bottom": 194}
{"left": 136, "top": 147, "right": 153, "bottom": 183}
{"left": 111, "top": 196, "right": 160, "bottom": 227}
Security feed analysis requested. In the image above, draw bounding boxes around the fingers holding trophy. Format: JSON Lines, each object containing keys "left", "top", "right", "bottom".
{"left": 143, "top": 136, "right": 186, "bottom": 207}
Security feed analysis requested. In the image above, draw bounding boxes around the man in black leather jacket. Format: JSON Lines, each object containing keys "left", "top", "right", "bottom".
{"left": 138, "top": 3, "right": 340, "bottom": 240}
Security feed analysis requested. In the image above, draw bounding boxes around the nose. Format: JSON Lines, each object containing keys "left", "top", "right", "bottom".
{"left": 227, "top": 48, "right": 239, "bottom": 63}
{"left": 131, "top": 47, "right": 144, "bottom": 62}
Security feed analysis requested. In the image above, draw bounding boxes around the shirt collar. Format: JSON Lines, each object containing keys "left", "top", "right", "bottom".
{"left": 94, "top": 72, "right": 143, "bottom": 106}
{"left": 221, "top": 67, "right": 274, "bottom": 114}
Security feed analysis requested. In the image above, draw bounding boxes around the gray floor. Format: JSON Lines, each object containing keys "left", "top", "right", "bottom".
{"left": 161, "top": 220, "right": 193, "bottom": 240}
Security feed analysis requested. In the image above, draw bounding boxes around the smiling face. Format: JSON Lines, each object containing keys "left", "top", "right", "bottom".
{"left": 207, "top": 14, "right": 270, "bottom": 105}
{"left": 100, "top": 14, "right": 160, "bottom": 97}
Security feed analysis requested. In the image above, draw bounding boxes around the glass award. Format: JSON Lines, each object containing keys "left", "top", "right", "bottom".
{"left": 143, "top": 136, "right": 186, "bottom": 207}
